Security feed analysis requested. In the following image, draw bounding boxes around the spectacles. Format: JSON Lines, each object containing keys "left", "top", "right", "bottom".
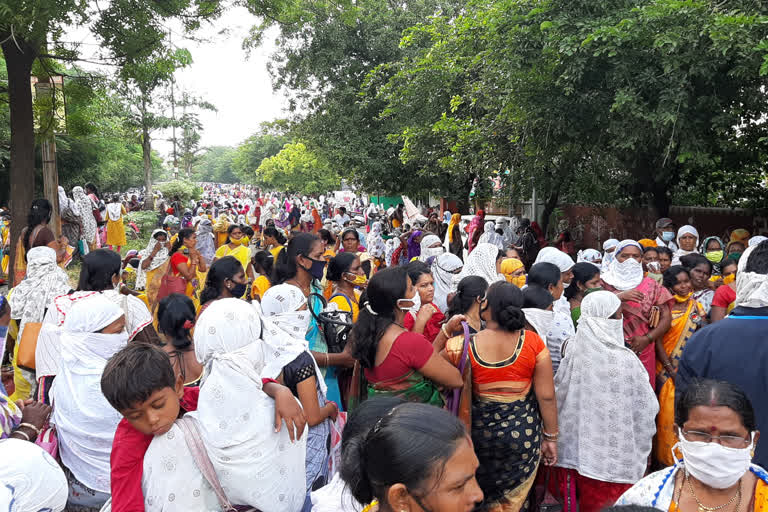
{"left": 680, "top": 429, "right": 751, "bottom": 448}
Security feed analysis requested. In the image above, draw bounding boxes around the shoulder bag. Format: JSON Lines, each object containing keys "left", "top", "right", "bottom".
{"left": 156, "top": 254, "right": 188, "bottom": 302}
{"left": 445, "top": 321, "right": 471, "bottom": 416}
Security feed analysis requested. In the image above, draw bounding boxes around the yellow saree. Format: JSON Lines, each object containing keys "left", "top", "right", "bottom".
{"left": 655, "top": 298, "right": 705, "bottom": 466}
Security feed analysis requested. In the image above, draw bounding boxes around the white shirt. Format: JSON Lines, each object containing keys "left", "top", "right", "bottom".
{"left": 334, "top": 214, "right": 350, "bottom": 226}
{"left": 655, "top": 237, "right": 679, "bottom": 252}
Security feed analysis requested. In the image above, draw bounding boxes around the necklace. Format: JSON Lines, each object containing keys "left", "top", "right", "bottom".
{"left": 685, "top": 471, "right": 742, "bottom": 512}
{"left": 287, "top": 279, "right": 311, "bottom": 297}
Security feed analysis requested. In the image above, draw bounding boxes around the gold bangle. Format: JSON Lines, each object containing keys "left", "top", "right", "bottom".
{"left": 441, "top": 324, "right": 450, "bottom": 338}
{"left": 325, "top": 352, "right": 329, "bottom": 367}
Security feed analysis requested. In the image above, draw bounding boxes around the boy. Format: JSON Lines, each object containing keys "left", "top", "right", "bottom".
{"left": 101, "top": 343, "right": 305, "bottom": 512}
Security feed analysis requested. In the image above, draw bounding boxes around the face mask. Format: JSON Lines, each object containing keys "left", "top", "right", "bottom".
{"left": 723, "top": 273, "right": 736, "bottom": 285}
{"left": 508, "top": 275, "right": 527, "bottom": 288}
{"left": 398, "top": 290, "right": 421, "bottom": 313}
{"left": 676, "top": 434, "right": 754, "bottom": 489}
{"left": 705, "top": 250, "right": 723, "bottom": 263}
{"left": 612, "top": 258, "right": 644, "bottom": 290}
{"left": 729, "top": 252, "right": 742, "bottom": 262}
{"left": 585, "top": 287, "right": 603, "bottom": 295}
{"left": 306, "top": 258, "right": 327, "bottom": 280}
{"left": 562, "top": 281, "right": 572, "bottom": 288}
{"left": 230, "top": 281, "right": 248, "bottom": 298}
{"left": 662, "top": 231, "right": 676, "bottom": 242}
{"left": 229, "top": 237, "right": 244, "bottom": 246}
{"left": 674, "top": 291, "right": 693, "bottom": 303}
{"left": 344, "top": 273, "right": 367, "bottom": 286}
{"left": 423, "top": 247, "right": 444, "bottom": 259}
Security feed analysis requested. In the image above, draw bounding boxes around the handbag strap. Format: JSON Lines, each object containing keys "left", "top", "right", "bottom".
{"left": 456, "top": 321, "right": 471, "bottom": 375}
{"left": 177, "top": 416, "right": 237, "bottom": 512}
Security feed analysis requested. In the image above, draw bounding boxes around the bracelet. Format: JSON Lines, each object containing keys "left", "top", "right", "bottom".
{"left": 441, "top": 324, "right": 450, "bottom": 338}
{"left": 12, "top": 429, "right": 30, "bottom": 441}
{"left": 543, "top": 437, "right": 558, "bottom": 442}
{"left": 543, "top": 430, "right": 560, "bottom": 439}
{"left": 325, "top": 353, "right": 329, "bottom": 367}
{"left": 18, "top": 423, "right": 41, "bottom": 437}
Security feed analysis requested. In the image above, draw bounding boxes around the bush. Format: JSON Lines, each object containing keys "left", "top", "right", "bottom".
{"left": 155, "top": 180, "right": 203, "bottom": 202}
{"left": 125, "top": 211, "right": 159, "bottom": 237}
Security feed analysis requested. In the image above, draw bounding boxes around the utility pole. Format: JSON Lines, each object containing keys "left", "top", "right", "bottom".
{"left": 35, "top": 74, "right": 61, "bottom": 237}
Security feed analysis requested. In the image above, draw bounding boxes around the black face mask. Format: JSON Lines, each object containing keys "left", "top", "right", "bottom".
{"left": 229, "top": 281, "right": 247, "bottom": 298}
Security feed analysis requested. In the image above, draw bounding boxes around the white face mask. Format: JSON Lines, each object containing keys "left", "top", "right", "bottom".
{"left": 609, "top": 257, "right": 645, "bottom": 291}
{"left": 675, "top": 434, "right": 754, "bottom": 489}
{"left": 423, "top": 247, "right": 445, "bottom": 259}
{"left": 398, "top": 291, "right": 421, "bottom": 313}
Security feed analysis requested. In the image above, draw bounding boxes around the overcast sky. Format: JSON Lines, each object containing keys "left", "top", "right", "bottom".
{"left": 69, "top": 5, "right": 288, "bottom": 159}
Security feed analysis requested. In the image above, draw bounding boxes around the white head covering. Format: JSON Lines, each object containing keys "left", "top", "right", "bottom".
{"left": 419, "top": 234, "right": 444, "bottom": 262}
{"left": 478, "top": 220, "right": 504, "bottom": 250}
{"left": 53, "top": 296, "right": 129, "bottom": 493}
{"left": 432, "top": 253, "right": 463, "bottom": 313}
{"left": 456, "top": 243, "right": 504, "bottom": 286}
{"left": 366, "top": 221, "right": 386, "bottom": 259}
{"left": 734, "top": 244, "right": 768, "bottom": 309}
{"left": 63, "top": 295, "right": 123, "bottom": 333}
{"left": 600, "top": 240, "right": 644, "bottom": 291}
{"left": 535, "top": 246, "right": 575, "bottom": 272}
{"left": 136, "top": 230, "right": 170, "bottom": 290}
{"left": 673, "top": 225, "right": 700, "bottom": 263}
{"left": 260, "top": 284, "right": 326, "bottom": 393}
{"left": 161, "top": 298, "right": 307, "bottom": 511}
{"left": 554, "top": 291, "right": 658, "bottom": 483}
{"left": 601, "top": 238, "right": 620, "bottom": 271}
{"left": 9, "top": 246, "right": 71, "bottom": 332}
{"left": 749, "top": 236, "right": 767, "bottom": 248}
{"left": 522, "top": 308, "right": 554, "bottom": 344}
{"left": 106, "top": 201, "right": 123, "bottom": 222}
{"left": 577, "top": 248, "right": 602, "bottom": 266}
{"left": 0, "top": 439, "right": 68, "bottom": 512}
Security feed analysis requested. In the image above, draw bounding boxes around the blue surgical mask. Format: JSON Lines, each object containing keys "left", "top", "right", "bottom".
{"left": 662, "top": 231, "right": 675, "bottom": 242}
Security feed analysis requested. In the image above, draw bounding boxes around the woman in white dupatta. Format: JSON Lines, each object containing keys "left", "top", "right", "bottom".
{"left": 52, "top": 297, "right": 127, "bottom": 509}
{"left": 533, "top": 247, "right": 576, "bottom": 374}
{"left": 8, "top": 246, "right": 72, "bottom": 401}
{"left": 431, "top": 253, "right": 463, "bottom": 313}
{"left": 553, "top": 291, "right": 658, "bottom": 511}
{"left": 455, "top": 243, "right": 505, "bottom": 286}
{"left": 142, "top": 298, "right": 307, "bottom": 512}
{"left": 73, "top": 186, "right": 98, "bottom": 249}
{"left": 261, "top": 283, "right": 336, "bottom": 495}
{"left": 136, "top": 229, "right": 170, "bottom": 291}
{"left": 36, "top": 250, "right": 154, "bottom": 404}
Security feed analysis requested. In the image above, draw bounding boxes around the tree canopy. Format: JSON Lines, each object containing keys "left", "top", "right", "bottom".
{"left": 255, "top": 142, "right": 340, "bottom": 195}
{"left": 255, "top": 0, "right": 768, "bottom": 219}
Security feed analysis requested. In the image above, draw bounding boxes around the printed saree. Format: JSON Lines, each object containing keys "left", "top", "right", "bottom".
{"left": 367, "top": 369, "right": 444, "bottom": 407}
{"left": 655, "top": 298, "right": 704, "bottom": 466}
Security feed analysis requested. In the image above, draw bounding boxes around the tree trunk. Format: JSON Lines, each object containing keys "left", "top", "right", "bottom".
{"left": 141, "top": 105, "right": 154, "bottom": 211}
{"left": 650, "top": 177, "right": 671, "bottom": 217}
{"left": 2, "top": 38, "right": 38, "bottom": 281}
{"left": 540, "top": 183, "right": 562, "bottom": 239}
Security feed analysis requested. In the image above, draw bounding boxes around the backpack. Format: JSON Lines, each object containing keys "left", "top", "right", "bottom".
{"left": 309, "top": 293, "right": 354, "bottom": 353}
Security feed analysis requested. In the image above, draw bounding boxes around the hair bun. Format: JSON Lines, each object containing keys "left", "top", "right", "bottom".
{"left": 498, "top": 305, "right": 526, "bottom": 332}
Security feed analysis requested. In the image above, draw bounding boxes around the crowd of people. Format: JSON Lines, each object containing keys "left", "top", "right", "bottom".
{"left": 0, "top": 182, "right": 766, "bottom": 512}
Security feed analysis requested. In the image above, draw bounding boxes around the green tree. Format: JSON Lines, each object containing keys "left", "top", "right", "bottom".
{"left": 248, "top": 0, "right": 463, "bottom": 196}
{"left": 192, "top": 146, "right": 238, "bottom": 183}
{"left": 231, "top": 121, "right": 289, "bottom": 183}
{"left": 0, "top": 0, "right": 224, "bottom": 268}
{"left": 374, "top": 0, "right": 768, "bottom": 222}
{"left": 256, "top": 142, "right": 340, "bottom": 195}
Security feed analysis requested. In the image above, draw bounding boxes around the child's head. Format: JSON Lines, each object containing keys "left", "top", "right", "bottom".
{"left": 101, "top": 343, "right": 183, "bottom": 436}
